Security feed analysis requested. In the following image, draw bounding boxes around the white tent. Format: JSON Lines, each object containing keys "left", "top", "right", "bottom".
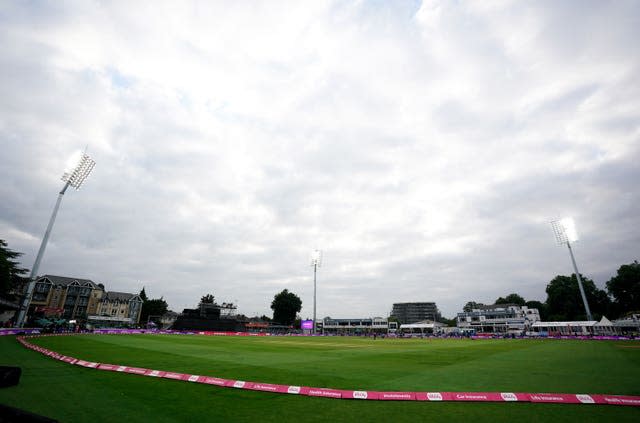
{"left": 531, "top": 320, "right": 597, "bottom": 335}
{"left": 532, "top": 317, "right": 617, "bottom": 335}
{"left": 594, "top": 316, "right": 615, "bottom": 335}
{"left": 399, "top": 320, "right": 446, "bottom": 335}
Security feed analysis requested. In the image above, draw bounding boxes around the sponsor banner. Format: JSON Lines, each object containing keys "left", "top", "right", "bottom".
{"left": 501, "top": 392, "right": 529, "bottom": 402}
{"left": 598, "top": 395, "right": 640, "bottom": 407}
{"left": 451, "top": 392, "right": 506, "bottom": 402}
{"left": 162, "top": 372, "right": 188, "bottom": 381}
{"left": 306, "top": 388, "right": 343, "bottom": 399}
{"left": 287, "top": 386, "right": 304, "bottom": 395}
{"left": 75, "top": 360, "right": 100, "bottom": 368}
{"left": 0, "top": 328, "right": 41, "bottom": 336}
{"left": 200, "top": 376, "right": 229, "bottom": 386}
{"left": 416, "top": 392, "right": 454, "bottom": 401}
{"left": 225, "top": 380, "right": 255, "bottom": 390}
{"left": 97, "top": 363, "right": 120, "bottom": 372}
{"left": 342, "top": 390, "right": 379, "bottom": 400}
{"left": 246, "top": 383, "right": 290, "bottom": 394}
{"left": 60, "top": 356, "right": 78, "bottom": 364}
{"left": 185, "top": 374, "right": 203, "bottom": 383}
{"left": 575, "top": 394, "right": 596, "bottom": 404}
{"left": 529, "top": 393, "right": 582, "bottom": 404}
{"left": 145, "top": 370, "right": 166, "bottom": 378}
{"left": 123, "top": 367, "right": 149, "bottom": 376}
{"left": 377, "top": 392, "right": 417, "bottom": 401}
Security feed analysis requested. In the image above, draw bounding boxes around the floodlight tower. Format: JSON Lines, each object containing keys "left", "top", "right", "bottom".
{"left": 550, "top": 217, "right": 593, "bottom": 321}
{"left": 310, "top": 249, "right": 322, "bottom": 335}
{"left": 16, "top": 151, "right": 96, "bottom": 327}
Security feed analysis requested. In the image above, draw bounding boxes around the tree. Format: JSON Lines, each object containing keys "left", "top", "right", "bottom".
{"left": 505, "top": 293, "right": 525, "bottom": 306}
{"left": 494, "top": 293, "right": 525, "bottom": 306}
{"left": 545, "top": 274, "right": 610, "bottom": 321}
{"left": 200, "top": 294, "right": 216, "bottom": 304}
{"left": 139, "top": 287, "right": 148, "bottom": 302}
{"left": 270, "top": 289, "right": 302, "bottom": 326}
{"left": 387, "top": 315, "right": 400, "bottom": 323}
{"left": 463, "top": 301, "right": 483, "bottom": 312}
{"left": 525, "top": 300, "right": 549, "bottom": 321}
{"left": 140, "top": 298, "right": 169, "bottom": 325}
{"left": 0, "top": 239, "right": 28, "bottom": 299}
{"left": 606, "top": 261, "right": 640, "bottom": 316}
{"left": 438, "top": 316, "right": 457, "bottom": 327}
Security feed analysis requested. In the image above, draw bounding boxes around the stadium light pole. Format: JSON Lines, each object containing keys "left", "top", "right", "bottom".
{"left": 310, "top": 249, "right": 322, "bottom": 335}
{"left": 16, "top": 151, "right": 96, "bottom": 328}
{"left": 550, "top": 217, "right": 593, "bottom": 321}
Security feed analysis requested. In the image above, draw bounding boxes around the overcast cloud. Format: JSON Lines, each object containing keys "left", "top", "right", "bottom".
{"left": 1, "top": 0, "right": 638, "bottom": 319}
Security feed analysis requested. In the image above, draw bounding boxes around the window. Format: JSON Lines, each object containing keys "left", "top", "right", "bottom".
{"left": 33, "top": 293, "right": 48, "bottom": 301}
{"left": 35, "top": 284, "right": 50, "bottom": 293}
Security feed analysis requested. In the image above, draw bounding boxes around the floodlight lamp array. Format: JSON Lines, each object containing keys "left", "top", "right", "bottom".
{"left": 61, "top": 153, "right": 95, "bottom": 190}
{"left": 310, "top": 249, "right": 322, "bottom": 267}
{"left": 551, "top": 217, "right": 578, "bottom": 245}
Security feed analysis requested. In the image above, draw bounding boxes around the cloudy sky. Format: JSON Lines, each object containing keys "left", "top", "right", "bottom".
{"left": 1, "top": 0, "right": 638, "bottom": 320}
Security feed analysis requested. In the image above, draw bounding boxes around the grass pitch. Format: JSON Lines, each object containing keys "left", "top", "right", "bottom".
{"left": 1, "top": 334, "right": 639, "bottom": 422}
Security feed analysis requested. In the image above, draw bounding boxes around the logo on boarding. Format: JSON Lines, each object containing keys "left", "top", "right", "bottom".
{"left": 116, "top": 366, "right": 126, "bottom": 372}
{"left": 233, "top": 381, "right": 246, "bottom": 388}
{"left": 501, "top": 393, "right": 518, "bottom": 401}
{"left": 576, "top": 394, "right": 595, "bottom": 404}
{"left": 353, "top": 391, "right": 368, "bottom": 399}
{"left": 427, "top": 392, "right": 443, "bottom": 401}
{"left": 287, "top": 386, "right": 301, "bottom": 394}
{"left": 149, "top": 370, "right": 161, "bottom": 377}
{"left": 188, "top": 375, "right": 199, "bottom": 382}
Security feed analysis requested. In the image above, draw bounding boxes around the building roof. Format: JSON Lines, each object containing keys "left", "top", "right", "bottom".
{"left": 400, "top": 320, "right": 447, "bottom": 329}
{"left": 103, "top": 291, "right": 142, "bottom": 302}
{"left": 476, "top": 303, "right": 520, "bottom": 311}
{"left": 38, "top": 275, "right": 98, "bottom": 288}
{"left": 532, "top": 321, "right": 598, "bottom": 327}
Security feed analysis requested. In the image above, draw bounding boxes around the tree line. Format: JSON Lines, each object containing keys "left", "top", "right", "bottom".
{"left": 2, "top": 239, "right": 637, "bottom": 324}
{"left": 464, "top": 261, "right": 640, "bottom": 321}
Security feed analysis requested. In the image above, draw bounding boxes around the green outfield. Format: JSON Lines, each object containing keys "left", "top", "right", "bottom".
{"left": 1, "top": 334, "right": 639, "bottom": 422}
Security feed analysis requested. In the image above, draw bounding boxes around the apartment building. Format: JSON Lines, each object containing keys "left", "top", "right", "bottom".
{"left": 390, "top": 302, "right": 441, "bottom": 324}
{"left": 29, "top": 275, "right": 104, "bottom": 320}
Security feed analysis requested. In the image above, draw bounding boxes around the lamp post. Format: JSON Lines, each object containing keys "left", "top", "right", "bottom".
{"left": 310, "top": 249, "right": 322, "bottom": 335}
{"left": 551, "top": 217, "right": 593, "bottom": 321}
{"left": 16, "top": 151, "right": 96, "bottom": 327}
